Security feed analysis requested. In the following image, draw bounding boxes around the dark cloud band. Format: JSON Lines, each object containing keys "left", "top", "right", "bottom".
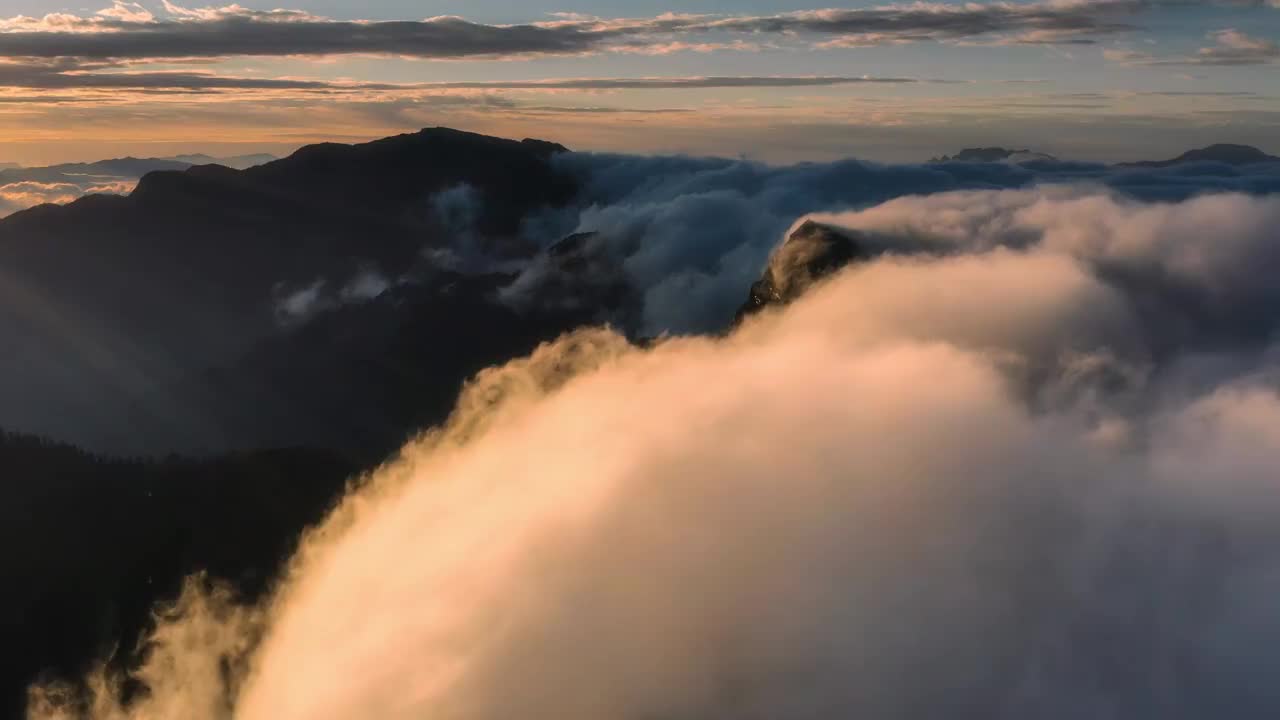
{"left": 0, "top": 18, "right": 607, "bottom": 61}
{"left": 0, "top": 0, "right": 1264, "bottom": 61}
{"left": 0, "top": 68, "right": 948, "bottom": 92}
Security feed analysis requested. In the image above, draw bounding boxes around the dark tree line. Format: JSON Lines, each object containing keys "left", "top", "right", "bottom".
{"left": 0, "top": 429, "right": 356, "bottom": 718}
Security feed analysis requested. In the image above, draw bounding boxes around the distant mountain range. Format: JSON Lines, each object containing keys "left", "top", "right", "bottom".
{"left": 931, "top": 143, "right": 1279, "bottom": 167}
{"left": 930, "top": 147, "right": 1058, "bottom": 163}
{"left": 0, "top": 153, "right": 278, "bottom": 217}
{"left": 1115, "top": 143, "right": 1280, "bottom": 168}
{"left": 0, "top": 152, "right": 276, "bottom": 173}
{"left": 161, "top": 153, "right": 280, "bottom": 169}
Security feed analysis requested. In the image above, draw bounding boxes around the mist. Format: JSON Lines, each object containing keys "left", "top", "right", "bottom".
{"left": 26, "top": 187, "right": 1280, "bottom": 719}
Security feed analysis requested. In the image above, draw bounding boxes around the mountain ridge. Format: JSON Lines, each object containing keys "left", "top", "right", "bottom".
{"left": 0, "top": 127, "right": 581, "bottom": 454}
{"left": 930, "top": 147, "right": 1058, "bottom": 163}
{"left": 929, "top": 142, "right": 1280, "bottom": 167}
{"left": 1116, "top": 143, "right": 1280, "bottom": 168}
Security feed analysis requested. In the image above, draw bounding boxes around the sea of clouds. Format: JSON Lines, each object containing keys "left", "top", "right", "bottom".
{"left": 502, "top": 152, "right": 1280, "bottom": 335}
{"left": 29, "top": 173, "right": 1280, "bottom": 718}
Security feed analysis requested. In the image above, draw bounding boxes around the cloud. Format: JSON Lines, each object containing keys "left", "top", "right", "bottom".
{"left": 95, "top": 1, "right": 154, "bottom": 23}
{"left": 427, "top": 183, "right": 487, "bottom": 271}
{"left": 681, "top": 2, "right": 1144, "bottom": 43}
{"left": 412, "top": 75, "right": 942, "bottom": 90}
{"left": 0, "top": 177, "right": 134, "bottom": 215}
{"left": 510, "top": 154, "right": 975, "bottom": 334}
{"left": 0, "top": 180, "right": 86, "bottom": 213}
{"left": 0, "top": 64, "right": 407, "bottom": 90}
{"left": 0, "top": 0, "right": 1257, "bottom": 62}
{"left": 0, "top": 67, "right": 959, "bottom": 93}
{"left": 0, "top": 10, "right": 612, "bottom": 61}
{"left": 158, "top": 0, "right": 323, "bottom": 23}
{"left": 1194, "top": 29, "right": 1280, "bottom": 65}
{"left": 502, "top": 153, "right": 1280, "bottom": 335}
{"left": 1103, "top": 46, "right": 1153, "bottom": 62}
{"left": 339, "top": 269, "right": 391, "bottom": 302}
{"left": 273, "top": 268, "right": 399, "bottom": 326}
{"left": 1106, "top": 28, "right": 1279, "bottom": 65}
{"left": 273, "top": 278, "right": 330, "bottom": 325}
{"left": 807, "top": 189, "right": 1280, "bottom": 359}
{"left": 31, "top": 189, "right": 1280, "bottom": 720}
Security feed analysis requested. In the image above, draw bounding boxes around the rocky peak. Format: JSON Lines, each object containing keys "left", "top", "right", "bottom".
{"left": 736, "top": 220, "right": 869, "bottom": 322}
{"left": 931, "top": 147, "right": 1057, "bottom": 163}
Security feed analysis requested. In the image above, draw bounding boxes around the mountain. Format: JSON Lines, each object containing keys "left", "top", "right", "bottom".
{"left": 0, "top": 157, "right": 192, "bottom": 215}
{"left": 157, "top": 262, "right": 609, "bottom": 464}
{"left": 930, "top": 143, "right": 1280, "bottom": 168}
{"left": 0, "top": 153, "right": 275, "bottom": 187}
{"left": 0, "top": 129, "right": 604, "bottom": 713}
{"left": 1117, "top": 143, "right": 1280, "bottom": 168}
{"left": 930, "top": 147, "right": 1058, "bottom": 163}
{"left": 163, "top": 153, "right": 277, "bottom": 170}
{"left": 0, "top": 155, "right": 275, "bottom": 218}
{"left": 737, "top": 220, "right": 870, "bottom": 322}
{"left": 0, "top": 128, "right": 581, "bottom": 455}
{"left": 0, "top": 157, "right": 192, "bottom": 191}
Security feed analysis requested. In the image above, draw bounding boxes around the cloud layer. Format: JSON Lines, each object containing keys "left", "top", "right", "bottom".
{"left": 0, "top": 179, "right": 131, "bottom": 214}
{"left": 505, "top": 152, "right": 1280, "bottom": 334}
{"left": 29, "top": 186, "right": 1280, "bottom": 720}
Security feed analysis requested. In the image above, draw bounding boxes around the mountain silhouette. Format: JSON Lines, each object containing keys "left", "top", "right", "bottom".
{"left": 162, "top": 153, "right": 277, "bottom": 169}
{"left": 0, "top": 154, "right": 278, "bottom": 217}
{"left": 1117, "top": 143, "right": 1280, "bottom": 168}
{"left": 930, "top": 147, "right": 1057, "bottom": 163}
{"left": 0, "top": 128, "right": 581, "bottom": 454}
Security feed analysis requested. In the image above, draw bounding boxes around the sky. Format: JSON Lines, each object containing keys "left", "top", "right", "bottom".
{"left": 0, "top": 0, "right": 1275, "bottom": 164}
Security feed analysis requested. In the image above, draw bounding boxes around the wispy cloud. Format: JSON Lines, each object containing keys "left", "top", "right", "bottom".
{"left": 1106, "top": 28, "right": 1279, "bottom": 65}
{"left": 407, "top": 75, "right": 955, "bottom": 90}
{"left": 0, "top": 178, "right": 135, "bottom": 215}
{"left": 1194, "top": 29, "right": 1280, "bottom": 65}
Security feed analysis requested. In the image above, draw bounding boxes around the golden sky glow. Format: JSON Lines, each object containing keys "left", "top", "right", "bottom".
{"left": 0, "top": 0, "right": 1274, "bottom": 163}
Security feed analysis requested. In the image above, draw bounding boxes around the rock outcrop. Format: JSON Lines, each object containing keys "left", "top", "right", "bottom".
{"left": 737, "top": 220, "right": 870, "bottom": 322}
